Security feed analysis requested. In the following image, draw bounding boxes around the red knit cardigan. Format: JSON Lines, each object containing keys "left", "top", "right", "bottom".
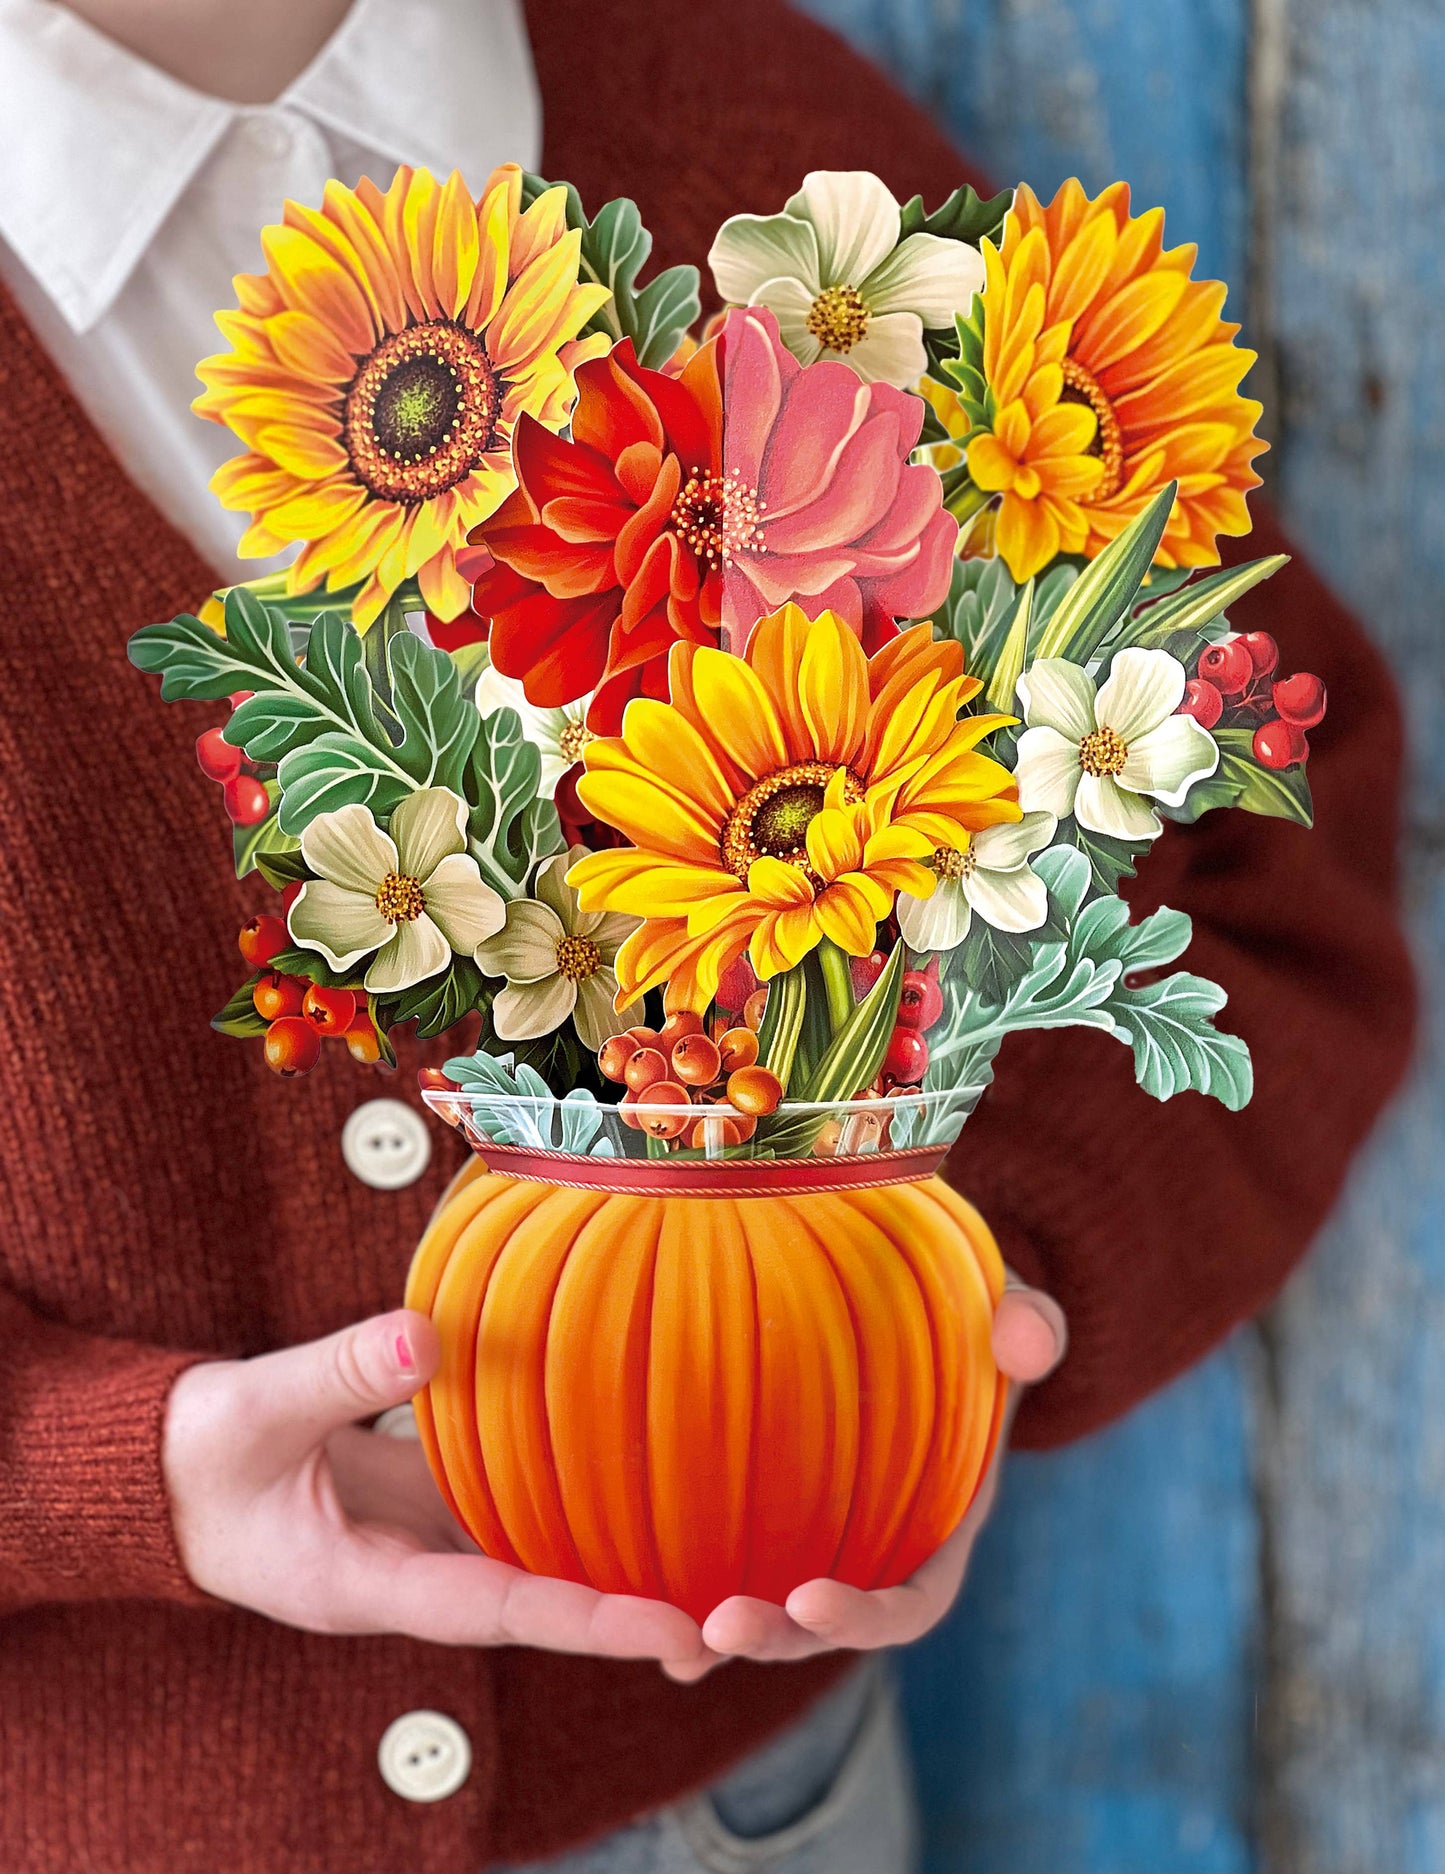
{"left": 0, "top": 2, "right": 1415, "bottom": 1869}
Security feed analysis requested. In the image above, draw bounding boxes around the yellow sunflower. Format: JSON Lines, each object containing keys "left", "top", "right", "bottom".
{"left": 961, "top": 180, "right": 1265, "bottom": 582}
{"left": 195, "top": 165, "right": 610, "bottom": 628}
{"left": 567, "top": 605, "right": 1020, "bottom": 1009}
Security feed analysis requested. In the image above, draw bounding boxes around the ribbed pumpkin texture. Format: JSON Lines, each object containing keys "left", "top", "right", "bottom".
{"left": 406, "top": 1162, "right": 1008, "bottom": 1621}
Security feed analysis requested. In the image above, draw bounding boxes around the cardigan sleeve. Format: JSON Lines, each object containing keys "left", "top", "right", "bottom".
{"left": 529, "top": 0, "right": 1419, "bottom": 1448}
{"left": 0, "top": 1288, "right": 208, "bottom": 1612}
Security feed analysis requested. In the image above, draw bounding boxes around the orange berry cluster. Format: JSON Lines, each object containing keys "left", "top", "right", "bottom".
{"left": 237, "top": 909, "right": 377, "bottom": 1077}
{"left": 598, "top": 1003, "right": 783, "bottom": 1146}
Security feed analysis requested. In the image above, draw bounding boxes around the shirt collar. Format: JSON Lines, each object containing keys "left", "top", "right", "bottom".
{"left": 0, "top": 0, "right": 541, "bottom": 334}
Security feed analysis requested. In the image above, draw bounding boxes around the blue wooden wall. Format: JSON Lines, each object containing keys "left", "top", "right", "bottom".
{"left": 795, "top": 2, "right": 1445, "bottom": 1869}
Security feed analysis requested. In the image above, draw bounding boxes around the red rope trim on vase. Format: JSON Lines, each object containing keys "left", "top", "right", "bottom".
{"left": 466, "top": 1142, "right": 949, "bottom": 1197}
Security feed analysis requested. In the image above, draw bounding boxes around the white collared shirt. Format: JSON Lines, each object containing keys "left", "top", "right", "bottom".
{"left": 0, "top": 0, "right": 542, "bottom": 580}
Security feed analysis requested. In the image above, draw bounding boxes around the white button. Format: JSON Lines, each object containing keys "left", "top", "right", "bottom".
{"left": 242, "top": 113, "right": 295, "bottom": 159}
{"left": 373, "top": 1403, "right": 420, "bottom": 1440}
{"left": 378, "top": 1710, "right": 471, "bottom": 1802}
{"left": 342, "top": 1099, "right": 431, "bottom": 1190}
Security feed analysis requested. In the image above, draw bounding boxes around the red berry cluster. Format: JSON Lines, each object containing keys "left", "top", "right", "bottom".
{"left": 597, "top": 1003, "right": 782, "bottom": 1146}
{"left": 853, "top": 950, "right": 944, "bottom": 1090}
{"left": 236, "top": 902, "right": 376, "bottom": 1076}
{"left": 1178, "top": 632, "right": 1326, "bottom": 771}
{"left": 195, "top": 692, "right": 272, "bottom": 825}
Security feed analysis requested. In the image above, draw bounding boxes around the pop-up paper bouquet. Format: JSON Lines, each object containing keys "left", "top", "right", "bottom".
{"left": 130, "top": 165, "right": 1325, "bottom": 1620}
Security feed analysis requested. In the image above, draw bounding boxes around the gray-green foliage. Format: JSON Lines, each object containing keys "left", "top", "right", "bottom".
{"left": 925, "top": 846, "right": 1252, "bottom": 1113}
{"left": 129, "top": 590, "right": 563, "bottom": 879}
{"left": 442, "top": 1053, "right": 615, "bottom": 1154}
{"left": 521, "top": 175, "right": 699, "bottom": 371}
{"left": 466, "top": 706, "right": 565, "bottom": 895}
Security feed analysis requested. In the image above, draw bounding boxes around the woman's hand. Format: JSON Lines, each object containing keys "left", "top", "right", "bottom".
{"left": 162, "top": 1309, "right": 711, "bottom": 1667}
{"left": 667, "top": 1281, "right": 1068, "bottom": 1682}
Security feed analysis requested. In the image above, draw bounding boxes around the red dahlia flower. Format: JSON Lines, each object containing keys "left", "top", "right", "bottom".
{"left": 447, "top": 337, "right": 723, "bottom": 731}
{"left": 444, "top": 309, "right": 956, "bottom": 731}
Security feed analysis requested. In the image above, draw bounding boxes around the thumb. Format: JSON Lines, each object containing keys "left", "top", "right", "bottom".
{"left": 243, "top": 1308, "right": 441, "bottom": 1465}
{"left": 992, "top": 1284, "right": 1068, "bottom": 1383}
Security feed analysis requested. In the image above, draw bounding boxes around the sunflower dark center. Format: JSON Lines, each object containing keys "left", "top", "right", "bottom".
{"left": 753, "top": 784, "right": 827, "bottom": 855}
{"left": 344, "top": 321, "right": 503, "bottom": 506}
{"left": 372, "top": 356, "right": 460, "bottom": 461}
{"left": 719, "top": 760, "right": 866, "bottom": 885}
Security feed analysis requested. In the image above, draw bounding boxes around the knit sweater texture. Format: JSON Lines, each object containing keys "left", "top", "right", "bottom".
{"left": 0, "top": 2, "right": 1416, "bottom": 1868}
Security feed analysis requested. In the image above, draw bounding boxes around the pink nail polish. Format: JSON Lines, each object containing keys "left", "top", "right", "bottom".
{"left": 395, "top": 1330, "right": 415, "bottom": 1372}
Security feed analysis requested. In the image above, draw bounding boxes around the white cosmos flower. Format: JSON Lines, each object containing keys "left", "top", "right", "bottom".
{"left": 1015, "top": 649, "right": 1219, "bottom": 842}
{"left": 288, "top": 787, "right": 505, "bottom": 995}
{"left": 474, "top": 663, "right": 596, "bottom": 798}
{"left": 707, "top": 170, "right": 984, "bottom": 388}
{"left": 475, "top": 847, "right": 642, "bottom": 1052}
{"left": 897, "top": 812, "right": 1057, "bottom": 952}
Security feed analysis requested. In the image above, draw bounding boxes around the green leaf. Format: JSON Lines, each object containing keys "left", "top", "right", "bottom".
{"left": 134, "top": 598, "right": 480, "bottom": 842}
{"left": 276, "top": 732, "right": 413, "bottom": 834}
{"left": 932, "top": 844, "right": 1253, "bottom": 1107}
{"left": 232, "top": 780, "right": 300, "bottom": 879}
{"left": 224, "top": 610, "right": 387, "bottom": 762}
{"left": 439, "top": 1048, "right": 614, "bottom": 1148}
{"left": 464, "top": 707, "right": 565, "bottom": 895}
{"left": 253, "top": 847, "right": 310, "bottom": 890}
{"left": 1031, "top": 482, "right": 1178, "bottom": 665}
{"left": 947, "top": 894, "right": 1070, "bottom": 1007}
{"left": 363, "top": 997, "right": 398, "bottom": 1070}
{"left": 1167, "top": 726, "right": 1314, "bottom": 827}
{"left": 387, "top": 633, "right": 480, "bottom": 792}
{"left": 211, "top": 975, "right": 267, "bottom": 1037}
{"left": 898, "top": 183, "right": 1012, "bottom": 251}
{"left": 472, "top": 1013, "right": 603, "bottom": 1102}
{"left": 756, "top": 966, "right": 807, "bottom": 1093}
{"left": 447, "top": 640, "right": 492, "bottom": 694}
{"left": 266, "top": 944, "right": 358, "bottom": 990}
{"left": 1127, "top": 556, "right": 1289, "bottom": 653}
{"left": 1032, "top": 844, "right": 1094, "bottom": 921}
{"left": 934, "top": 297, "right": 989, "bottom": 424}
{"left": 985, "top": 576, "right": 1032, "bottom": 712}
{"left": 929, "top": 556, "right": 1077, "bottom": 700}
{"left": 129, "top": 587, "right": 296, "bottom": 701}
{"left": 1111, "top": 972, "right": 1253, "bottom": 1108}
{"left": 442, "top": 1050, "right": 556, "bottom": 1148}
{"left": 796, "top": 944, "right": 905, "bottom": 1104}
{"left": 890, "top": 1036, "right": 1002, "bottom": 1148}
{"left": 523, "top": 175, "right": 700, "bottom": 370}
{"left": 1053, "top": 820, "right": 1146, "bottom": 897}
{"left": 376, "top": 957, "right": 486, "bottom": 1040}
{"left": 756, "top": 945, "right": 904, "bottom": 1157}
{"left": 795, "top": 951, "right": 833, "bottom": 1085}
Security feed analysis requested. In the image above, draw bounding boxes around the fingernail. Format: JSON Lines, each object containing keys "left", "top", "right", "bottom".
{"left": 394, "top": 1329, "right": 415, "bottom": 1372}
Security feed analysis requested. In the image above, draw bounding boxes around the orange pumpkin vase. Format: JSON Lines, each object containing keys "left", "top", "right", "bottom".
{"left": 405, "top": 1158, "right": 1007, "bottom": 1622}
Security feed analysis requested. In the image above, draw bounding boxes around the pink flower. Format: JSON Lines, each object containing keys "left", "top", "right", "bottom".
{"left": 719, "top": 307, "right": 956, "bottom": 649}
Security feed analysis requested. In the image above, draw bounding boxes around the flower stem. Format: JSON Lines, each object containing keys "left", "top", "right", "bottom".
{"left": 817, "top": 939, "right": 856, "bottom": 1037}
{"left": 944, "top": 478, "right": 991, "bottom": 525}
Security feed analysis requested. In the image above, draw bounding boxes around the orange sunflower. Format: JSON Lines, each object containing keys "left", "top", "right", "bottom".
{"left": 195, "top": 165, "right": 610, "bottom": 628}
{"left": 961, "top": 180, "right": 1265, "bottom": 581}
{"left": 567, "top": 605, "right": 1020, "bottom": 1009}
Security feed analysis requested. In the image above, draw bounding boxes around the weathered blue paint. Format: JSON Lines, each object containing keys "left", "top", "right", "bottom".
{"left": 797, "top": 1, "right": 1445, "bottom": 1869}
{"left": 797, "top": 0, "right": 1249, "bottom": 298}
{"left": 898, "top": 1341, "right": 1261, "bottom": 1874}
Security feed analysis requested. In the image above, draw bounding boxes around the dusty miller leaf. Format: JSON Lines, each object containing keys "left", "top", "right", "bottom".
{"left": 521, "top": 175, "right": 700, "bottom": 369}
{"left": 465, "top": 707, "right": 565, "bottom": 896}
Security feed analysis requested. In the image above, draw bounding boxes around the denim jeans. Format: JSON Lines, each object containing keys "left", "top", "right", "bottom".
{"left": 502, "top": 1660, "right": 917, "bottom": 1874}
